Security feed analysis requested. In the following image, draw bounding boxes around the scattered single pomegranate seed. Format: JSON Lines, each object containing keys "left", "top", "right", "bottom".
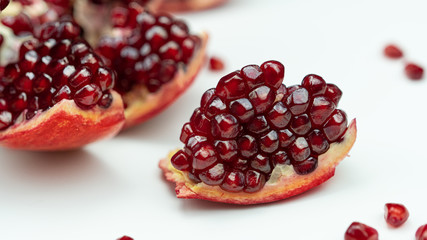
{"left": 384, "top": 44, "right": 403, "bottom": 59}
{"left": 416, "top": 224, "right": 427, "bottom": 240}
{"left": 209, "top": 56, "right": 225, "bottom": 71}
{"left": 170, "top": 61, "right": 348, "bottom": 193}
{"left": 0, "top": 0, "right": 9, "bottom": 11}
{"left": 118, "top": 236, "right": 134, "bottom": 240}
{"left": 384, "top": 203, "right": 409, "bottom": 227}
{"left": 405, "top": 63, "right": 424, "bottom": 80}
{"left": 0, "top": 20, "right": 116, "bottom": 131}
{"left": 344, "top": 222, "right": 378, "bottom": 240}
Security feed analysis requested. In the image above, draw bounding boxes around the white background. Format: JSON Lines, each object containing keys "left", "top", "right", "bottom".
{"left": 1, "top": 0, "right": 427, "bottom": 239}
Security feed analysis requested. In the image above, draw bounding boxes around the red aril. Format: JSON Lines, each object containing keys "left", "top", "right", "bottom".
{"left": 405, "top": 63, "right": 424, "bottom": 80}
{"left": 384, "top": 203, "right": 409, "bottom": 227}
{"left": 209, "top": 56, "right": 225, "bottom": 71}
{"left": 416, "top": 224, "right": 427, "bottom": 240}
{"left": 384, "top": 44, "right": 403, "bottom": 59}
{"left": 344, "top": 222, "right": 378, "bottom": 240}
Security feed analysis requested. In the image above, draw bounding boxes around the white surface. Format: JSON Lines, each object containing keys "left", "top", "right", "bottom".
{"left": 1, "top": 0, "right": 427, "bottom": 239}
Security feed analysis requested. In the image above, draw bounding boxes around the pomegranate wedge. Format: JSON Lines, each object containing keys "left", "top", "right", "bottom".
{"left": 0, "top": 20, "right": 125, "bottom": 150}
{"left": 160, "top": 60, "right": 357, "bottom": 204}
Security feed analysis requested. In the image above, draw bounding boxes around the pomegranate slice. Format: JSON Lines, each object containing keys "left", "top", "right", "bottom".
{"left": 0, "top": 20, "right": 125, "bottom": 150}
{"left": 159, "top": 60, "right": 356, "bottom": 204}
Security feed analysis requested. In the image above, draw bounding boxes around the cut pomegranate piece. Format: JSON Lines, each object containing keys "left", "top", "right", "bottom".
{"left": 384, "top": 44, "right": 403, "bottom": 59}
{"left": 344, "top": 222, "right": 378, "bottom": 240}
{"left": 384, "top": 203, "right": 409, "bottom": 227}
{"left": 405, "top": 63, "right": 424, "bottom": 80}
{"left": 209, "top": 56, "right": 225, "bottom": 71}
{"left": 160, "top": 60, "right": 356, "bottom": 204}
{"left": 0, "top": 20, "right": 124, "bottom": 150}
{"left": 416, "top": 224, "right": 427, "bottom": 240}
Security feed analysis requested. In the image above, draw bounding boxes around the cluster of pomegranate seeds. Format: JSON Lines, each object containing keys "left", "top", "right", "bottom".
{"left": 96, "top": 3, "right": 201, "bottom": 94}
{"left": 384, "top": 203, "right": 409, "bottom": 227}
{"left": 0, "top": 0, "right": 9, "bottom": 11}
{"left": 171, "top": 60, "right": 348, "bottom": 193}
{"left": 0, "top": 20, "right": 116, "bottom": 131}
{"left": 417, "top": 224, "right": 427, "bottom": 240}
{"left": 344, "top": 222, "right": 378, "bottom": 240}
{"left": 209, "top": 56, "right": 225, "bottom": 71}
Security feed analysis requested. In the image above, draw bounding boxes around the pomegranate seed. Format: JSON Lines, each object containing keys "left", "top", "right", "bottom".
{"left": 171, "top": 60, "right": 348, "bottom": 193}
{"left": 344, "top": 222, "right": 378, "bottom": 240}
{"left": 248, "top": 86, "right": 275, "bottom": 114}
{"left": 238, "top": 135, "right": 257, "bottom": 158}
{"left": 308, "top": 130, "right": 329, "bottom": 155}
{"left": 286, "top": 88, "right": 310, "bottom": 115}
{"left": 293, "top": 156, "right": 317, "bottom": 175}
{"left": 211, "top": 113, "right": 240, "bottom": 139}
{"left": 192, "top": 143, "right": 217, "bottom": 170}
{"left": 118, "top": 236, "right": 133, "bottom": 240}
{"left": 53, "top": 85, "right": 72, "bottom": 104}
{"left": 216, "top": 72, "right": 246, "bottom": 101}
{"left": 97, "top": 92, "right": 113, "bottom": 108}
{"left": 229, "top": 98, "right": 255, "bottom": 123}
{"left": 214, "top": 140, "right": 238, "bottom": 162}
{"left": 69, "top": 67, "right": 92, "bottom": 89}
{"left": 405, "top": 63, "right": 424, "bottom": 80}
{"left": 323, "top": 109, "right": 348, "bottom": 142}
{"left": 260, "top": 60, "right": 284, "bottom": 89}
{"left": 241, "top": 64, "right": 264, "bottom": 90}
{"left": 244, "top": 170, "right": 265, "bottom": 193}
{"left": 302, "top": 74, "right": 326, "bottom": 96}
{"left": 289, "top": 137, "right": 310, "bottom": 162}
{"left": 416, "top": 224, "right": 427, "bottom": 240}
{"left": 209, "top": 56, "right": 225, "bottom": 71}
{"left": 310, "top": 96, "right": 336, "bottom": 126}
{"left": 384, "top": 44, "right": 403, "bottom": 59}
{"left": 384, "top": 203, "right": 409, "bottom": 227}
{"left": 324, "top": 83, "right": 342, "bottom": 106}
{"left": 220, "top": 170, "right": 245, "bottom": 192}
{"left": 171, "top": 150, "right": 190, "bottom": 171}
{"left": 267, "top": 102, "right": 291, "bottom": 129}
{"left": 180, "top": 123, "right": 194, "bottom": 144}
{"left": 251, "top": 154, "right": 271, "bottom": 173}
{"left": 199, "top": 163, "right": 226, "bottom": 185}
{"left": 74, "top": 84, "right": 102, "bottom": 108}
{"left": 290, "top": 114, "right": 312, "bottom": 136}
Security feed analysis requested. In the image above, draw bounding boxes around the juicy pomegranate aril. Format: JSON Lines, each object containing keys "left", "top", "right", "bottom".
{"left": 91, "top": 4, "right": 207, "bottom": 128}
{"left": 0, "top": 20, "right": 124, "bottom": 150}
{"left": 160, "top": 60, "right": 357, "bottom": 204}
{"left": 344, "top": 222, "right": 378, "bottom": 240}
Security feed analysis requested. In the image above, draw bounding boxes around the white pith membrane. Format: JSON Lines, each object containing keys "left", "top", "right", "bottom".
{"left": 160, "top": 119, "right": 356, "bottom": 204}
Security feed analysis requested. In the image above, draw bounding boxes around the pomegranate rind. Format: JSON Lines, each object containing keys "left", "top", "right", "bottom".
{"left": 154, "top": 0, "right": 228, "bottom": 12}
{"left": 123, "top": 32, "right": 208, "bottom": 128}
{"left": 160, "top": 119, "right": 357, "bottom": 205}
{"left": 0, "top": 90, "right": 125, "bottom": 151}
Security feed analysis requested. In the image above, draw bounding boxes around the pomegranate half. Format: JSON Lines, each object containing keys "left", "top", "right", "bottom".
{"left": 160, "top": 60, "right": 357, "bottom": 204}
